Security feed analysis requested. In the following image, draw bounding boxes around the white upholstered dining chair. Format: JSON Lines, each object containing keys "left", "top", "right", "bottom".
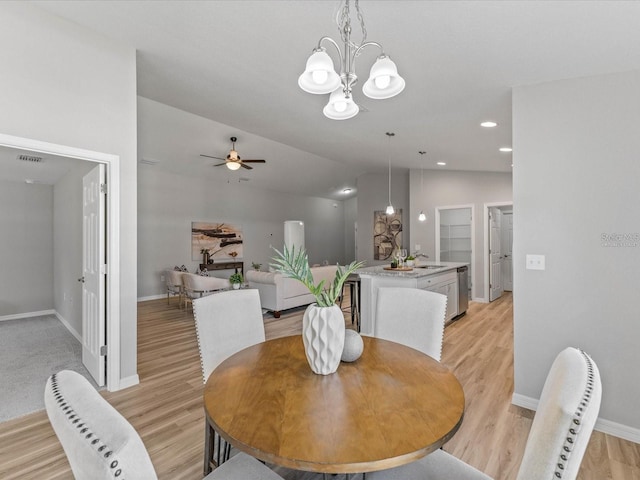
{"left": 374, "top": 287, "right": 447, "bottom": 361}
{"left": 192, "top": 288, "right": 266, "bottom": 383}
{"left": 165, "top": 269, "right": 185, "bottom": 307}
{"left": 182, "top": 272, "right": 230, "bottom": 311}
{"left": 367, "top": 347, "right": 602, "bottom": 480}
{"left": 193, "top": 289, "right": 266, "bottom": 471}
{"left": 44, "top": 369, "right": 283, "bottom": 480}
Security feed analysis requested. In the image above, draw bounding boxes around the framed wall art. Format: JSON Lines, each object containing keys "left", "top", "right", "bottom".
{"left": 373, "top": 209, "right": 402, "bottom": 260}
{"left": 191, "top": 222, "right": 243, "bottom": 262}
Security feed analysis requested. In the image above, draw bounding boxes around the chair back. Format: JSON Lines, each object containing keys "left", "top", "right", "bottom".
{"left": 516, "top": 347, "right": 602, "bottom": 480}
{"left": 183, "top": 272, "right": 230, "bottom": 298}
{"left": 193, "top": 289, "right": 265, "bottom": 383}
{"left": 165, "top": 269, "right": 183, "bottom": 288}
{"left": 44, "top": 370, "right": 157, "bottom": 480}
{"left": 374, "top": 287, "right": 447, "bottom": 361}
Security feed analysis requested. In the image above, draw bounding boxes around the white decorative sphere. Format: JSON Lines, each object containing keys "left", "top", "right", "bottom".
{"left": 341, "top": 329, "right": 364, "bottom": 362}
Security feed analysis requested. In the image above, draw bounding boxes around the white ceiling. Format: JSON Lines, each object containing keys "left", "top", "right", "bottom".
{"left": 14, "top": 1, "right": 640, "bottom": 198}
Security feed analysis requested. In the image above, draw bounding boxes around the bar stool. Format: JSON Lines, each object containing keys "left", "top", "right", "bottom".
{"left": 342, "top": 273, "right": 361, "bottom": 332}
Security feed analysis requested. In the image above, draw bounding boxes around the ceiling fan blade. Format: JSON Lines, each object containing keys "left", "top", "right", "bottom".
{"left": 241, "top": 159, "right": 266, "bottom": 163}
{"left": 201, "top": 154, "right": 226, "bottom": 161}
{"left": 240, "top": 163, "right": 253, "bottom": 170}
{"left": 213, "top": 162, "right": 227, "bottom": 167}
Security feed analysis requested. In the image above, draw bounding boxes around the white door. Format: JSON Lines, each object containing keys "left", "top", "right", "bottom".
{"left": 501, "top": 213, "right": 513, "bottom": 291}
{"left": 82, "top": 164, "right": 106, "bottom": 386}
{"left": 489, "top": 207, "right": 503, "bottom": 302}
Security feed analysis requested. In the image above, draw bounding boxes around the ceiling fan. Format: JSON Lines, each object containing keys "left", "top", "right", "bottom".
{"left": 200, "top": 136, "right": 266, "bottom": 170}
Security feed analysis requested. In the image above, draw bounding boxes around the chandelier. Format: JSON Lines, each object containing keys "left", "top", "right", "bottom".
{"left": 298, "top": 0, "right": 405, "bottom": 120}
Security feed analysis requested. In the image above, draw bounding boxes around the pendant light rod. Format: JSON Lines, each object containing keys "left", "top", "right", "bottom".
{"left": 418, "top": 151, "right": 427, "bottom": 222}
{"left": 386, "top": 132, "right": 395, "bottom": 215}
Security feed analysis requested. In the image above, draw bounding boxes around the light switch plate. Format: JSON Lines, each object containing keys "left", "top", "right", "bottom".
{"left": 415, "top": 244, "right": 421, "bottom": 251}
{"left": 526, "top": 254, "right": 545, "bottom": 270}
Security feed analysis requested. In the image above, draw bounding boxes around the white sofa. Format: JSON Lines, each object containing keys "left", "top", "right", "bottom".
{"left": 246, "top": 265, "right": 338, "bottom": 318}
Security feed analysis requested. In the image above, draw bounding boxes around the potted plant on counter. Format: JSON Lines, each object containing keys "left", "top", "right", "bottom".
{"left": 271, "top": 245, "right": 364, "bottom": 375}
{"left": 406, "top": 255, "right": 416, "bottom": 267}
{"left": 229, "top": 272, "right": 243, "bottom": 289}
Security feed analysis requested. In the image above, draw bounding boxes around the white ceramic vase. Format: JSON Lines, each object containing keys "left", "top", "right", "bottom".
{"left": 232, "top": 283, "right": 240, "bottom": 290}
{"left": 302, "top": 304, "right": 345, "bottom": 375}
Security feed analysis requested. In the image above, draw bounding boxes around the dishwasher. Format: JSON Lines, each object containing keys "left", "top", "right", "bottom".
{"left": 456, "top": 266, "right": 469, "bottom": 318}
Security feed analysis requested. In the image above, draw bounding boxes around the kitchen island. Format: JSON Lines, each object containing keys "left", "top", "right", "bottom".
{"left": 357, "top": 262, "right": 468, "bottom": 336}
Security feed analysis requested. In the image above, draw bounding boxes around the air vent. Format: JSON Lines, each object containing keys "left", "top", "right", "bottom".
{"left": 239, "top": 177, "right": 250, "bottom": 182}
{"left": 18, "top": 154, "right": 44, "bottom": 163}
{"left": 139, "top": 158, "right": 159, "bottom": 165}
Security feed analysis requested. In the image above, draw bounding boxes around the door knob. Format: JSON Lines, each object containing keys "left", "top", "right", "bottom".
{"left": 77, "top": 276, "right": 85, "bottom": 283}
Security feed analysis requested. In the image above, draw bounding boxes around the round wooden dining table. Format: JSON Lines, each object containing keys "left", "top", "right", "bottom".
{"left": 203, "top": 335, "right": 465, "bottom": 474}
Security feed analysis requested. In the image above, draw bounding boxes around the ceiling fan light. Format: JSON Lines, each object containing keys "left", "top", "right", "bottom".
{"left": 363, "top": 56, "right": 405, "bottom": 100}
{"left": 226, "top": 161, "right": 241, "bottom": 171}
{"left": 323, "top": 88, "right": 359, "bottom": 120}
{"left": 298, "top": 50, "right": 341, "bottom": 94}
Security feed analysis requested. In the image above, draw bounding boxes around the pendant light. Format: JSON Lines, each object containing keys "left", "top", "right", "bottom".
{"left": 385, "top": 132, "right": 395, "bottom": 215}
{"left": 418, "top": 151, "right": 427, "bottom": 222}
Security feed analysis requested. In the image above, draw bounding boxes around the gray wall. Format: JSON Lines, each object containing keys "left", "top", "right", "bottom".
{"left": 0, "top": 180, "right": 54, "bottom": 316}
{"left": 356, "top": 170, "right": 411, "bottom": 266}
{"left": 409, "top": 170, "right": 512, "bottom": 300}
{"left": 0, "top": 3, "right": 138, "bottom": 383}
{"left": 137, "top": 168, "right": 347, "bottom": 299}
{"left": 344, "top": 196, "right": 357, "bottom": 262}
{"left": 513, "top": 70, "right": 640, "bottom": 433}
{"left": 53, "top": 162, "right": 96, "bottom": 336}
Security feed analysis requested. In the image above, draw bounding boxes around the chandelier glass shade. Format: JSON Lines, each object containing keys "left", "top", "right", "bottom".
{"left": 298, "top": 0, "right": 405, "bottom": 120}
{"left": 323, "top": 88, "right": 360, "bottom": 120}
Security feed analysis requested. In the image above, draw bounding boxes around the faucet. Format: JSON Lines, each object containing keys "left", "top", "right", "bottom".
{"left": 414, "top": 252, "right": 429, "bottom": 259}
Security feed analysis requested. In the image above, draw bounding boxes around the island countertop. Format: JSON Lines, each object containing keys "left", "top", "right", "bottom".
{"left": 356, "top": 261, "right": 468, "bottom": 278}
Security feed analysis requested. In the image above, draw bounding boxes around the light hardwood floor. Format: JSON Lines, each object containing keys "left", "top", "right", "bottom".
{"left": 0, "top": 293, "right": 638, "bottom": 479}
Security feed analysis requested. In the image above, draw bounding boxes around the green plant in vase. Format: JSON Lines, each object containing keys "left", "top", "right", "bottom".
{"left": 229, "top": 272, "right": 243, "bottom": 289}
{"left": 270, "top": 245, "right": 365, "bottom": 374}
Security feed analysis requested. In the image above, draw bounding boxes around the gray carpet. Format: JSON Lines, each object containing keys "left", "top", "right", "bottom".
{"left": 0, "top": 314, "right": 100, "bottom": 423}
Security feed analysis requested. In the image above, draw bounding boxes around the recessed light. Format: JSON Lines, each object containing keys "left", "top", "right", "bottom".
{"left": 437, "top": 162, "right": 446, "bottom": 166}
{"left": 480, "top": 121, "right": 498, "bottom": 128}
{"left": 499, "top": 147, "right": 513, "bottom": 152}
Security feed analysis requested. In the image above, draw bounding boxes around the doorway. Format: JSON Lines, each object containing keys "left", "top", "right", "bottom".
{"left": 435, "top": 205, "right": 474, "bottom": 299}
{"left": 483, "top": 202, "right": 513, "bottom": 302}
{"left": 0, "top": 133, "right": 121, "bottom": 390}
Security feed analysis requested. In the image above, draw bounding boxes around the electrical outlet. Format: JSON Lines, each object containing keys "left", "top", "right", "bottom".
{"left": 160, "top": 274, "right": 165, "bottom": 282}
{"left": 526, "top": 254, "right": 545, "bottom": 270}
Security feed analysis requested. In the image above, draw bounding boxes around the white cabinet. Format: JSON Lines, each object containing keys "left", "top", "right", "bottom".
{"left": 418, "top": 271, "right": 458, "bottom": 322}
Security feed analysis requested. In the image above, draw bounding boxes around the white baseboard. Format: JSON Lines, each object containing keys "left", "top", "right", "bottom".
{"left": 116, "top": 374, "right": 140, "bottom": 391}
{"left": 512, "top": 393, "right": 640, "bottom": 443}
{"left": 472, "top": 297, "right": 488, "bottom": 303}
{"left": 54, "top": 311, "right": 82, "bottom": 343}
{"left": 137, "top": 294, "right": 165, "bottom": 302}
{"left": 0, "top": 309, "right": 56, "bottom": 322}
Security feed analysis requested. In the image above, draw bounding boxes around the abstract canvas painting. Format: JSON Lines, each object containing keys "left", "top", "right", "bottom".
{"left": 373, "top": 209, "right": 402, "bottom": 260}
{"left": 192, "top": 222, "right": 243, "bottom": 261}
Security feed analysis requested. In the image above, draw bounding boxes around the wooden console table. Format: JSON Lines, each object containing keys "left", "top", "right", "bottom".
{"left": 199, "top": 261, "right": 243, "bottom": 275}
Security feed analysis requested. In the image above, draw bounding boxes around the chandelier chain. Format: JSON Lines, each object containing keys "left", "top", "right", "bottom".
{"left": 337, "top": 0, "right": 367, "bottom": 56}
